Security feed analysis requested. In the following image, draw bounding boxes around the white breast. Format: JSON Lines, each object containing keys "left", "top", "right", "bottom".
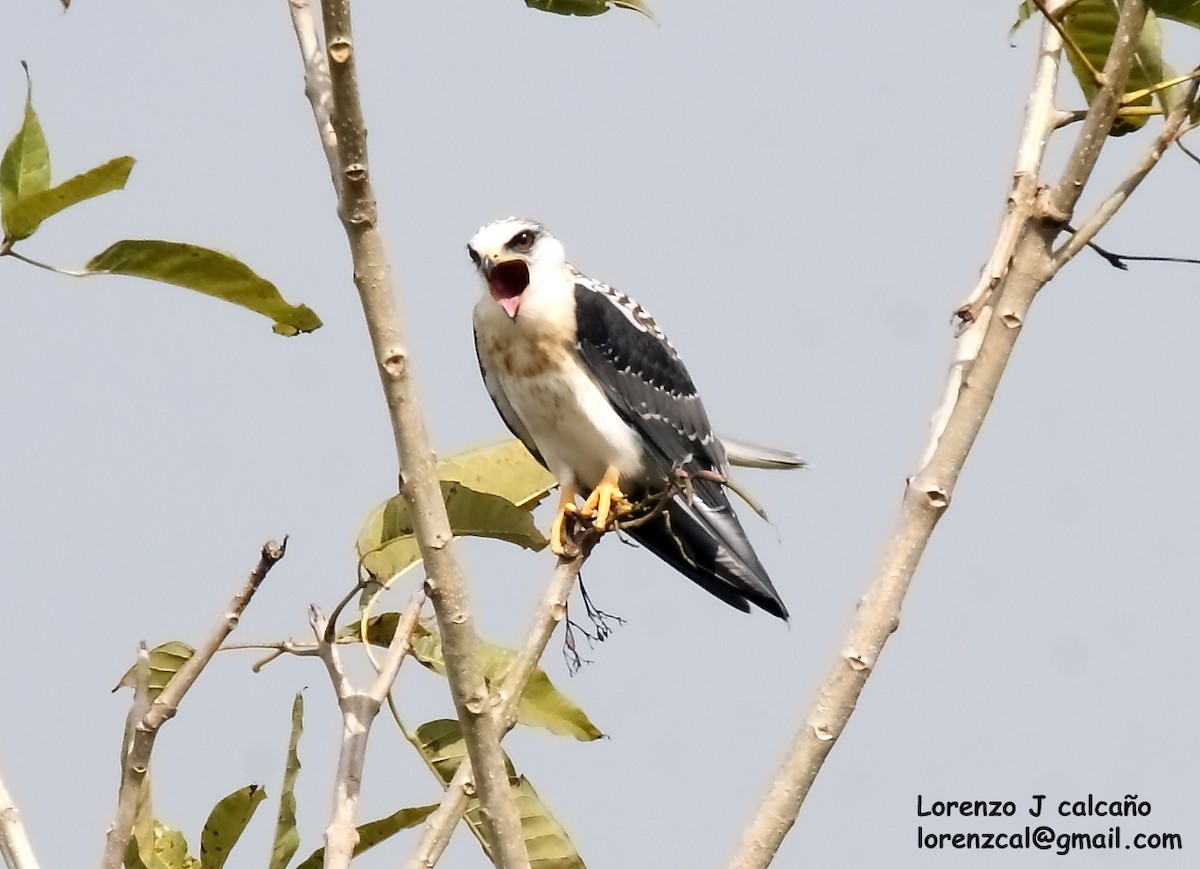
{"left": 474, "top": 292, "right": 644, "bottom": 491}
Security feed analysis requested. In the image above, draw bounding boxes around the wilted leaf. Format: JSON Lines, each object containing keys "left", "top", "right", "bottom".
{"left": 359, "top": 479, "right": 548, "bottom": 582}
{"left": 114, "top": 641, "right": 194, "bottom": 700}
{"left": 414, "top": 719, "right": 586, "bottom": 868}
{"left": 269, "top": 694, "right": 304, "bottom": 869}
{"left": 85, "top": 240, "right": 322, "bottom": 335}
{"left": 3, "top": 155, "right": 133, "bottom": 241}
{"left": 525, "top": 0, "right": 653, "bottom": 19}
{"left": 292, "top": 804, "right": 439, "bottom": 869}
{"left": 1, "top": 66, "right": 51, "bottom": 241}
{"left": 199, "top": 785, "right": 266, "bottom": 869}
{"left": 408, "top": 621, "right": 602, "bottom": 741}
{"left": 1009, "top": 0, "right": 1037, "bottom": 39}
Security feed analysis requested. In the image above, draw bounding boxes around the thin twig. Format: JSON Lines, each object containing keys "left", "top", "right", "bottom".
{"left": 1031, "top": 0, "right": 1103, "bottom": 85}
{"left": 0, "top": 764, "right": 43, "bottom": 869}
{"left": 404, "top": 547, "right": 593, "bottom": 869}
{"left": 1055, "top": 77, "right": 1200, "bottom": 266}
{"left": 1177, "top": 136, "right": 1200, "bottom": 167}
{"left": 100, "top": 540, "right": 286, "bottom": 869}
{"left": 286, "top": 0, "right": 339, "bottom": 193}
{"left": 956, "top": 15, "right": 1068, "bottom": 323}
{"left": 1065, "top": 225, "right": 1200, "bottom": 271}
{"left": 288, "top": 0, "right": 527, "bottom": 862}
{"left": 1048, "top": 0, "right": 1147, "bottom": 219}
{"left": 1053, "top": 104, "right": 1159, "bottom": 129}
{"left": 728, "top": 6, "right": 1147, "bottom": 866}
{"left": 1, "top": 248, "right": 87, "bottom": 277}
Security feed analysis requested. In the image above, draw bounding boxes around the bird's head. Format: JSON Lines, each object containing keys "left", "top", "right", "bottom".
{"left": 467, "top": 217, "right": 567, "bottom": 320}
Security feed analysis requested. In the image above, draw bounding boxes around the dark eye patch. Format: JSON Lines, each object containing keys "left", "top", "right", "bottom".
{"left": 508, "top": 230, "right": 536, "bottom": 252}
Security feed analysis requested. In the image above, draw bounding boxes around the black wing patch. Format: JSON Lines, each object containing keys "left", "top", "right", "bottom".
{"left": 572, "top": 282, "right": 788, "bottom": 619}
{"left": 572, "top": 283, "right": 724, "bottom": 479}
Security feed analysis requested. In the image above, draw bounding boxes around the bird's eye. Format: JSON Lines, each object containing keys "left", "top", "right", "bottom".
{"left": 509, "top": 230, "right": 536, "bottom": 252}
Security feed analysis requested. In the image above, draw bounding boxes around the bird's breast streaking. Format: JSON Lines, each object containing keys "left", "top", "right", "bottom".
{"left": 468, "top": 216, "right": 790, "bottom": 620}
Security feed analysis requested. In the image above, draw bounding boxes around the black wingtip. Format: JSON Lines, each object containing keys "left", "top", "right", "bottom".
{"left": 625, "top": 497, "right": 790, "bottom": 620}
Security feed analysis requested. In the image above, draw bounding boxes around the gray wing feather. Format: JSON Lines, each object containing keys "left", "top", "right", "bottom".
{"left": 571, "top": 281, "right": 788, "bottom": 618}
{"left": 720, "top": 436, "right": 806, "bottom": 470}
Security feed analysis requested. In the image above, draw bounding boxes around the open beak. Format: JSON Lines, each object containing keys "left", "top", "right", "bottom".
{"left": 475, "top": 254, "right": 529, "bottom": 320}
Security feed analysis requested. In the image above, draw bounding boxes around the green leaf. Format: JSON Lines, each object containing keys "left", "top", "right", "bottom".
{"left": 414, "top": 719, "right": 586, "bottom": 868}
{"left": 132, "top": 819, "right": 200, "bottom": 869}
{"left": 352, "top": 443, "right": 552, "bottom": 604}
{"left": 292, "top": 804, "right": 439, "bottom": 869}
{"left": 345, "top": 614, "right": 603, "bottom": 741}
{"left": 359, "top": 478, "right": 549, "bottom": 582}
{"left": 3, "top": 155, "right": 133, "bottom": 241}
{"left": 436, "top": 439, "right": 557, "bottom": 510}
{"left": 1, "top": 67, "right": 51, "bottom": 241}
{"left": 409, "top": 621, "right": 602, "bottom": 741}
{"left": 269, "top": 694, "right": 304, "bottom": 869}
{"left": 1151, "top": 1, "right": 1200, "bottom": 29}
{"left": 525, "top": 0, "right": 653, "bottom": 19}
{"left": 85, "top": 240, "right": 322, "bottom": 335}
{"left": 199, "top": 785, "right": 266, "bottom": 869}
{"left": 1060, "top": 1, "right": 1171, "bottom": 134}
{"left": 114, "top": 641, "right": 194, "bottom": 700}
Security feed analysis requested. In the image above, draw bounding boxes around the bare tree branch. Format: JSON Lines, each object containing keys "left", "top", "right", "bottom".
{"left": 286, "top": 0, "right": 339, "bottom": 192}
{"left": 404, "top": 546, "right": 593, "bottom": 869}
{"left": 1031, "top": 0, "right": 1102, "bottom": 84}
{"left": 0, "top": 765, "right": 42, "bottom": 869}
{"left": 1055, "top": 77, "right": 1200, "bottom": 265}
{"left": 286, "top": 0, "right": 528, "bottom": 863}
{"left": 100, "top": 540, "right": 285, "bottom": 869}
{"left": 727, "top": 4, "right": 1150, "bottom": 864}
{"left": 956, "top": 10, "right": 1068, "bottom": 323}
{"left": 310, "top": 590, "right": 424, "bottom": 869}
{"left": 1048, "top": 0, "right": 1148, "bottom": 219}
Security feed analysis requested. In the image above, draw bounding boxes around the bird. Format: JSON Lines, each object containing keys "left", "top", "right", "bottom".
{"left": 468, "top": 216, "right": 792, "bottom": 619}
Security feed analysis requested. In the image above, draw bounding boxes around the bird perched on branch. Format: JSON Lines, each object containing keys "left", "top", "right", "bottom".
{"left": 469, "top": 217, "right": 797, "bottom": 619}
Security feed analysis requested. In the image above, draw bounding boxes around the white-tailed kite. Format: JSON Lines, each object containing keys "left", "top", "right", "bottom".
{"left": 469, "top": 217, "right": 791, "bottom": 619}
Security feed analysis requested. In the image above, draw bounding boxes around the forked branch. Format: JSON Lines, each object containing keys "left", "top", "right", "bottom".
{"left": 99, "top": 539, "right": 285, "bottom": 869}
{"left": 286, "top": 0, "right": 527, "bottom": 863}
{"left": 729, "top": 2, "right": 1154, "bottom": 865}
{"left": 404, "top": 545, "right": 593, "bottom": 869}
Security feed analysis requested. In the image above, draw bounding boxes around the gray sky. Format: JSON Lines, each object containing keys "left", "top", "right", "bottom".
{"left": 3, "top": 2, "right": 1198, "bottom": 867}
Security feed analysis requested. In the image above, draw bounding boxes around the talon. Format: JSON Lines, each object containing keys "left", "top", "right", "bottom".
{"left": 549, "top": 483, "right": 577, "bottom": 556}
{"left": 580, "top": 466, "right": 633, "bottom": 531}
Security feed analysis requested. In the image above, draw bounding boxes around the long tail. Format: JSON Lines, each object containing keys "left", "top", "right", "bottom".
{"left": 626, "top": 480, "right": 789, "bottom": 619}
{"left": 719, "top": 436, "right": 806, "bottom": 471}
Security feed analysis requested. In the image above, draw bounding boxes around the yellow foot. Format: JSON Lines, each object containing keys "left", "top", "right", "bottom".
{"left": 549, "top": 482, "right": 578, "bottom": 556}
{"left": 578, "top": 466, "right": 633, "bottom": 531}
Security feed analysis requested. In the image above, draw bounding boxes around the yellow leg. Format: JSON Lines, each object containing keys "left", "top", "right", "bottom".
{"left": 578, "top": 465, "right": 630, "bottom": 530}
{"left": 549, "top": 482, "right": 577, "bottom": 556}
